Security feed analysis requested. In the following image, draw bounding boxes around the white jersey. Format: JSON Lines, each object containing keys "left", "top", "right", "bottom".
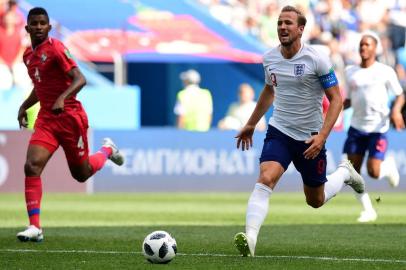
{"left": 263, "top": 43, "right": 337, "bottom": 141}
{"left": 345, "top": 62, "right": 403, "bottom": 133}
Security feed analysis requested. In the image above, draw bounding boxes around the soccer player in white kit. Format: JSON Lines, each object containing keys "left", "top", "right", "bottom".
{"left": 343, "top": 33, "right": 405, "bottom": 223}
{"left": 233, "top": 5, "right": 366, "bottom": 257}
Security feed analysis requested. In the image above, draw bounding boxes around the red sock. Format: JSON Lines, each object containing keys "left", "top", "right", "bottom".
{"left": 25, "top": 176, "right": 42, "bottom": 228}
{"left": 89, "top": 146, "right": 112, "bottom": 174}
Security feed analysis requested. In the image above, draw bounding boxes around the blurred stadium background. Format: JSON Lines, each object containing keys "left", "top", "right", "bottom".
{"left": 1, "top": 0, "right": 405, "bottom": 193}
{"left": 1, "top": 1, "right": 406, "bottom": 269}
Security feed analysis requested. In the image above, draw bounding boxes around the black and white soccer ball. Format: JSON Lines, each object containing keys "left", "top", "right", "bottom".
{"left": 142, "top": 231, "right": 177, "bottom": 264}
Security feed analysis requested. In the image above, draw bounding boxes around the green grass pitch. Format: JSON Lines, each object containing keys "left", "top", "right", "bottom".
{"left": 1, "top": 192, "right": 406, "bottom": 269}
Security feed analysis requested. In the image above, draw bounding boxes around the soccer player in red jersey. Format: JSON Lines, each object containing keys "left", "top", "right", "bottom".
{"left": 16, "top": 7, "right": 124, "bottom": 242}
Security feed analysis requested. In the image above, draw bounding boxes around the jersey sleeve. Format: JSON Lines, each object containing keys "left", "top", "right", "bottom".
{"left": 385, "top": 66, "right": 403, "bottom": 96}
{"left": 315, "top": 51, "right": 339, "bottom": 90}
{"left": 22, "top": 49, "right": 29, "bottom": 68}
{"left": 53, "top": 40, "right": 77, "bottom": 74}
{"left": 264, "top": 67, "right": 272, "bottom": 85}
{"left": 262, "top": 51, "right": 273, "bottom": 85}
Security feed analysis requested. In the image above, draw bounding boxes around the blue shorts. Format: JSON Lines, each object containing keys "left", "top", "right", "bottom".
{"left": 343, "top": 126, "right": 387, "bottom": 160}
{"left": 259, "top": 125, "right": 327, "bottom": 187}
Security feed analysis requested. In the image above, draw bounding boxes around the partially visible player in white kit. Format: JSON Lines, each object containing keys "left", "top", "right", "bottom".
{"left": 233, "top": 5, "right": 365, "bottom": 257}
{"left": 343, "top": 32, "right": 405, "bottom": 223}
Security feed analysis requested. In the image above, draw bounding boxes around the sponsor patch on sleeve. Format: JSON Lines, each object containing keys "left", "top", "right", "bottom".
{"left": 318, "top": 68, "right": 338, "bottom": 89}
{"left": 64, "top": 49, "right": 73, "bottom": 59}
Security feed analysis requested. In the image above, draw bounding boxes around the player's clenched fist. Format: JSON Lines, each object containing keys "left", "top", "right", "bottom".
{"left": 17, "top": 107, "right": 28, "bottom": 129}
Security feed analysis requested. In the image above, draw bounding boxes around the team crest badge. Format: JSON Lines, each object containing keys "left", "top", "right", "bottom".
{"left": 41, "top": 53, "right": 47, "bottom": 63}
{"left": 294, "top": 64, "right": 305, "bottom": 77}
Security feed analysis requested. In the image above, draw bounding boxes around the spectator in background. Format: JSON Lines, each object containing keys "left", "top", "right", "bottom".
{"left": 218, "top": 83, "right": 266, "bottom": 131}
{"left": 0, "top": 0, "right": 7, "bottom": 18}
{"left": 378, "top": 35, "right": 397, "bottom": 68}
{"left": 243, "top": 15, "right": 260, "bottom": 39}
{"left": 4, "top": 0, "right": 24, "bottom": 28}
{"left": 357, "top": 0, "right": 388, "bottom": 33}
{"left": 204, "top": 0, "right": 234, "bottom": 26}
{"left": 197, "top": 0, "right": 406, "bottom": 73}
{"left": 174, "top": 69, "right": 213, "bottom": 131}
{"left": 0, "top": 0, "right": 30, "bottom": 91}
{"left": 259, "top": 1, "right": 280, "bottom": 47}
{"left": 313, "top": 0, "right": 343, "bottom": 38}
{"left": 387, "top": 5, "right": 406, "bottom": 51}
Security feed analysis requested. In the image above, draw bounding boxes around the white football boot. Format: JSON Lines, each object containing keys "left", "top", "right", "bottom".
{"left": 339, "top": 159, "right": 365, "bottom": 194}
{"left": 383, "top": 156, "right": 400, "bottom": 187}
{"left": 234, "top": 232, "right": 256, "bottom": 257}
{"left": 103, "top": 138, "right": 124, "bottom": 166}
{"left": 17, "top": 225, "right": 43, "bottom": 242}
{"left": 357, "top": 210, "right": 378, "bottom": 223}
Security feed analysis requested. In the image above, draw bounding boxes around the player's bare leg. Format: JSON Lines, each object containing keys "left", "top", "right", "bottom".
{"left": 68, "top": 160, "right": 94, "bottom": 182}
{"left": 24, "top": 144, "right": 53, "bottom": 177}
{"left": 304, "top": 184, "right": 325, "bottom": 208}
{"left": 347, "top": 154, "right": 363, "bottom": 173}
{"left": 17, "top": 144, "right": 52, "bottom": 242}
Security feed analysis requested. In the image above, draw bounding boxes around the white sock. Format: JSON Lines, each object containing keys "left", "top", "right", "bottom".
{"left": 324, "top": 167, "right": 347, "bottom": 203}
{"left": 379, "top": 157, "right": 396, "bottom": 180}
{"left": 245, "top": 183, "right": 272, "bottom": 244}
{"left": 354, "top": 192, "right": 375, "bottom": 212}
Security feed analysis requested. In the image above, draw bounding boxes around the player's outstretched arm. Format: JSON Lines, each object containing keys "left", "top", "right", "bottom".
{"left": 235, "top": 84, "right": 274, "bottom": 151}
{"left": 52, "top": 67, "right": 86, "bottom": 114}
{"left": 17, "top": 89, "right": 38, "bottom": 129}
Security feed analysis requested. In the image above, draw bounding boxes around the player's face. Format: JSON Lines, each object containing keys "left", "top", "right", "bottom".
{"left": 25, "top": 14, "right": 52, "bottom": 46}
{"left": 277, "top": 11, "right": 304, "bottom": 47}
{"left": 359, "top": 36, "right": 376, "bottom": 61}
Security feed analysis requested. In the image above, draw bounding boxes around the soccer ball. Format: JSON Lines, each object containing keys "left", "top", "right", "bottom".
{"left": 142, "top": 231, "right": 177, "bottom": 264}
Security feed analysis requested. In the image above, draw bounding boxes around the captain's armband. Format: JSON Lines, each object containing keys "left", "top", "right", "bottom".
{"left": 318, "top": 68, "right": 338, "bottom": 89}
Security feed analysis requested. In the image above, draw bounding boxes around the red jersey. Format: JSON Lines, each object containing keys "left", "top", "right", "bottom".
{"left": 23, "top": 38, "right": 81, "bottom": 114}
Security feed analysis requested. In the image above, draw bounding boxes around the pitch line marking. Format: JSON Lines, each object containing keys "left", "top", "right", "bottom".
{"left": 1, "top": 249, "right": 406, "bottom": 264}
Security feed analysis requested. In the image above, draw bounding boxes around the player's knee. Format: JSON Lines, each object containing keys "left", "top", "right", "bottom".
{"left": 72, "top": 172, "right": 89, "bottom": 183}
{"left": 258, "top": 174, "right": 278, "bottom": 189}
{"left": 306, "top": 198, "right": 324, "bottom": 209}
{"left": 367, "top": 167, "right": 379, "bottom": 179}
{"left": 24, "top": 160, "right": 43, "bottom": 176}
{"left": 69, "top": 164, "right": 92, "bottom": 183}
